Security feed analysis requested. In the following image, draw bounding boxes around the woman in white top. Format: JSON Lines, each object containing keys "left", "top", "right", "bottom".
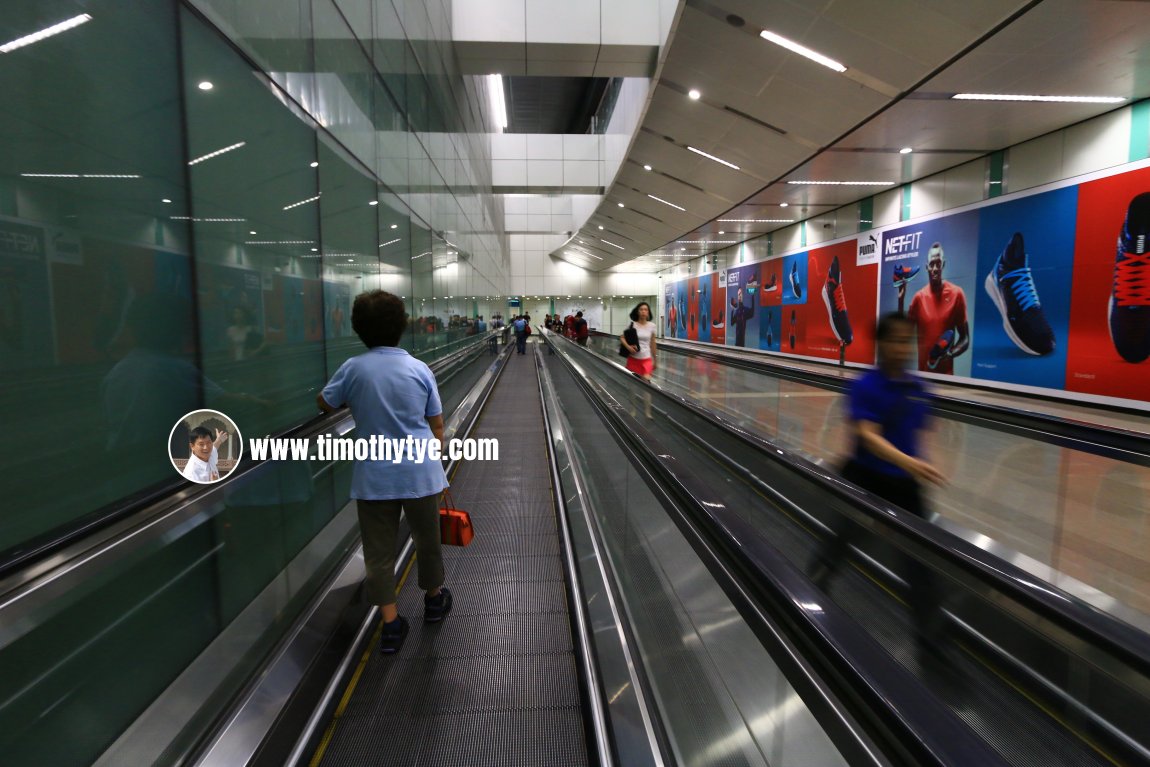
{"left": 621, "top": 301, "right": 657, "bottom": 382}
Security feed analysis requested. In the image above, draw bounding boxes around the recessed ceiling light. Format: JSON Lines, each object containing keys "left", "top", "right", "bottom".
{"left": 311, "top": 248, "right": 318, "bottom": 252}
{"left": 347, "top": 259, "right": 354, "bottom": 262}
{"left": 598, "top": 225, "right": 604, "bottom": 230}
{"left": 718, "top": 231, "right": 725, "bottom": 235}
{"left": 786, "top": 180, "right": 894, "bottom": 186}
{"left": 617, "top": 202, "right": 624, "bottom": 208}
{"left": 648, "top": 194, "right": 685, "bottom": 211}
{"left": 161, "top": 198, "right": 172, "bottom": 204}
{"left": 309, "top": 161, "right": 319, "bottom": 168}
{"left": 283, "top": 194, "right": 321, "bottom": 210}
{"left": 899, "top": 147, "right": 913, "bottom": 154}
{"left": 369, "top": 200, "right": 378, "bottom": 206}
{"left": 390, "top": 223, "right": 398, "bottom": 229}
{"left": 687, "top": 146, "right": 740, "bottom": 170}
{"left": 759, "top": 30, "right": 846, "bottom": 73}
{"left": 249, "top": 230, "right": 257, "bottom": 235}
{"left": 952, "top": 93, "right": 1125, "bottom": 104}
{"left": 488, "top": 74, "right": 508, "bottom": 130}
{"left": 779, "top": 203, "right": 788, "bottom": 208}
{"left": 643, "top": 164, "right": 652, "bottom": 171}
{"left": 198, "top": 81, "right": 214, "bottom": 91}
{"left": 0, "top": 13, "right": 92, "bottom": 54}
{"left": 688, "top": 89, "right": 701, "bottom": 100}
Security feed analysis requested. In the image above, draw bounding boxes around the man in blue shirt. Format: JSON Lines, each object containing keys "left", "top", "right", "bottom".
{"left": 812, "top": 313, "right": 946, "bottom": 647}
{"left": 318, "top": 290, "right": 453, "bottom": 653}
{"left": 513, "top": 315, "right": 528, "bottom": 354}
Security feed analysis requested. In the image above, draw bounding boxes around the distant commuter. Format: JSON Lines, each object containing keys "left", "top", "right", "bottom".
{"left": 899, "top": 242, "right": 969, "bottom": 374}
{"left": 513, "top": 315, "right": 529, "bottom": 354}
{"left": 621, "top": 302, "right": 657, "bottom": 382}
{"left": 574, "top": 311, "right": 589, "bottom": 346}
{"left": 317, "top": 290, "right": 452, "bottom": 654}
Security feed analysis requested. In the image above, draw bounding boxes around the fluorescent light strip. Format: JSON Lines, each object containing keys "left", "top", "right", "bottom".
{"left": 759, "top": 30, "right": 846, "bottom": 73}
{"left": 172, "top": 216, "right": 246, "bottom": 222}
{"left": 568, "top": 250, "right": 603, "bottom": 261}
{"left": 283, "top": 194, "right": 321, "bottom": 210}
{"left": 569, "top": 247, "right": 603, "bottom": 260}
{"left": 785, "top": 180, "right": 894, "bottom": 186}
{"left": 188, "top": 141, "right": 246, "bottom": 165}
{"left": 487, "top": 74, "right": 508, "bottom": 130}
{"left": 412, "top": 251, "right": 432, "bottom": 259}
{"left": 378, "top": 238, "right": 401, "bottom": 247}
{"left": 687, "top": 146, "right": 741, "bottom": 170}
{"left": 718, "top": 218, "right": 794, "bottom": 223}
{"left": 600, "top": 239, "right": 625, "bottom": 250}
{"left": 244, "top": 240, "right": 316, "bottom": 245}
{"left": 952, "top": 93, "right": 1125, "bottom": 104}
{"left": 21, "top": 173, "right": 140, "bottom": 178}
{"left": 676, "top": 240, "right": 737, "bottom": 245}
{"left": 1, "top": 14, "right": 92, "bottom": 54}
{"left": 647, "top": 194, "right": 686, "bottom": 211}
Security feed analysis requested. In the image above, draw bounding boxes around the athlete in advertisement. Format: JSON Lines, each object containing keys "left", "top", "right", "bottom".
{"left": 899, "top": 242, "right": 970, "bottom": 373}
{"left": 729, "top": 287, "right": 755, "bottom": 347}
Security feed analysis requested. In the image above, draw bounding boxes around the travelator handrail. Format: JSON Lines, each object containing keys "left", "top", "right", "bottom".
{"left": 650, "top": 334, "right": 1150, "bottom": 467}
{"left": 542, "top": 331, "right": 1008, "bottom": 767}
{"left": 0, "top": 334, "right": 496, "bottom": 584}
{"left": 561, "top": 332, "right": 1150, "bottom": 763}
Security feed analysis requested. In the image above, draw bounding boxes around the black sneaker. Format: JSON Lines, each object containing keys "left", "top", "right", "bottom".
{"left": 984, "top": 232, "right": 1055, "bottom": 355}
{"left": 379, "top": 616, "right": 409, "bottom": 654}
{"left": 1110, "top": 193, "right": 1150, "bottom": 363}
{"left": 424, "top": 587, "right": 453, "bottom": 623}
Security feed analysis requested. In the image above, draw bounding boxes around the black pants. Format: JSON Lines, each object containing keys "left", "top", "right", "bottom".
{"left": 814, "top": 460, "right": 937, "bottom": 624}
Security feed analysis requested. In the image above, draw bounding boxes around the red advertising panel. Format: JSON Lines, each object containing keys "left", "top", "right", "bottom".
{"left": 790, "top": 241, "right": 877, "bottom": 364}
{"left": 1067, "top": 166, "right": 1150, "bottom": 400}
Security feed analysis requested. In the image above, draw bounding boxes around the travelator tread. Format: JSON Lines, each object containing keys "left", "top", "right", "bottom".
{"left": 315, "top": 349, "right": 589, "bottom": 767}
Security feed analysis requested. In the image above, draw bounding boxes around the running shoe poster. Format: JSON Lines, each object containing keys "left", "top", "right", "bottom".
{"left": 878, "top": 211, "right": 980, "bottom": 378}
{"left": 673, "top": 279, "right": 689, "bottom": 339}
{"left": 726, "top": 263, "right": 759, "bottom": 348}
{"left": 708, "top": 272, "right": 725, "bottom": 345}
{"left": 804, "top": 240, "right": 877, "bottom": 365}
{"left": 972, "top": 187, "right": 1076, "bottom": 388}
{"left": 1067, "top": 166, "right": 1150, "bottom": 401}
{"left": 687, "top": 276, "right": 700, "bottom": 341}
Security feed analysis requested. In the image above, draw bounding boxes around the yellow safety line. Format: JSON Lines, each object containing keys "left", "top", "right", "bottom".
{"left": 308, "top": 555, "right": 416, "bottom": 767}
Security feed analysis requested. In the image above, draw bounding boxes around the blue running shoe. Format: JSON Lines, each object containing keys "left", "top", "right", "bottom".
{"left": 928, "top": 329, "right": 956, "bottom": 370}
{"left": 790, "top": 262, "right": 802, "bottom": 299}
{"left": 1110, "top": 193, "right": 1150, "bottom": 363}
{"left": 892, "top": 264, "right": 920, "bottom": 286}
{"left": 984, "top": 232, "right": 1055, "bottom": 355}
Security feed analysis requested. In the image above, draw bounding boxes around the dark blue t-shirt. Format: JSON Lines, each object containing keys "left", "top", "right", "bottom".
{"left": 849, "top": 368, "right": 931, "bottom": 477}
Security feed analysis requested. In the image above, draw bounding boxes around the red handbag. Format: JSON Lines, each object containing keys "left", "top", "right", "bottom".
{"left": 439, "top": 491, "right": 474, "bottom": 546}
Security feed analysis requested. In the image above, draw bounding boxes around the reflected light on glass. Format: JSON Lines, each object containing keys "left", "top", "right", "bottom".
{"left": 0, "top": 13, "right": 92, "bottom": 54}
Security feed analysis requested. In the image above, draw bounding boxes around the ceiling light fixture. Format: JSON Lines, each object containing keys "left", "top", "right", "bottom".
{"left": 617, "top": 202, "right": 625, "bottom": 208}
{"left": 785, "top": 180, "right": 894, "bottom": 186}
{"left": 390, "top": 224, "right": 399, "bottom": 229}
{"left": 0, "top": 13, "right": 92, "bottom": 54}
{"left": 162, "top": 198, "right": 172, "bottom": 203}
{"left": 718, "top": 218, "right": 794, "bottom": 223}
{"left": 412, "top": 251, "right": 432, "bottom": 259}
{"left": 600, "top": 239, "right": 625, "bottom": 250}
{"left": 687, "top": 146, "right": 740, "bottom": 170}
{"left": 487, "top": 74, "right": 508, "bottom": 130}
{"left": 22, "top": 173, "right": 140, "bottom": 178}
{"left": 369, "top": 200, "right": 378, "bottom": 206}
{"left": 759, "top": 30, "right": 846, "bottom": 72}
{"left": 283, "top": 194, "right": 321, "bottom": 210}
{"left": 379, "top": 238, "right": 401, "bottom": 247}
{"left": 688, "top": 89, "right": 701, "bottom": 100}
{"left": 952, "top": 93, "right": 1125, "bottom": 104}
{"left": 779, "top": 203, "right": 788, "bottom": 208}
{"left": 899, "top": 147, "right": 913, "bottom": 154}
{"left": 647, "top": 194, "right": 685, "bottom": 211}
{"left": 597, "top": 225, "right": 604, "bottom": 230}
{"left": 643, "top": 164, "right": 652, "bottom": 171}
{"left": 309, "top": 161, "right": 319, "bottom": 168}
{"left": 197, "top": 81, "right": 214, "bottom": 91}
{"left": 188, "top": 141, "right": 246, "bottom": 166}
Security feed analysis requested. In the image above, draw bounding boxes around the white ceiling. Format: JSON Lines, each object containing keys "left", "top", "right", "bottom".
{"left": 560, "top": 0, "right": 1150, "bottom": 271}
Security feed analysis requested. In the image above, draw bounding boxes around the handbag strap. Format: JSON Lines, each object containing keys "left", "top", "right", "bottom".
{"left": 441, "top": 489, "right": 456, "bottom": 510}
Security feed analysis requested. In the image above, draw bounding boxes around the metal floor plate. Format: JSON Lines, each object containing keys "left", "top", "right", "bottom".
{"left": 315, "top": 350, "right": 589, "bottom": 767}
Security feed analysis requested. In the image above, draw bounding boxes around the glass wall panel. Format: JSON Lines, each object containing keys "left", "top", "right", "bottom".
{"left": 182, "top": 9, "right": 325, "bottom": 437}
{"left": 0, "top": 0, "right": 192, "bottom": 551}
